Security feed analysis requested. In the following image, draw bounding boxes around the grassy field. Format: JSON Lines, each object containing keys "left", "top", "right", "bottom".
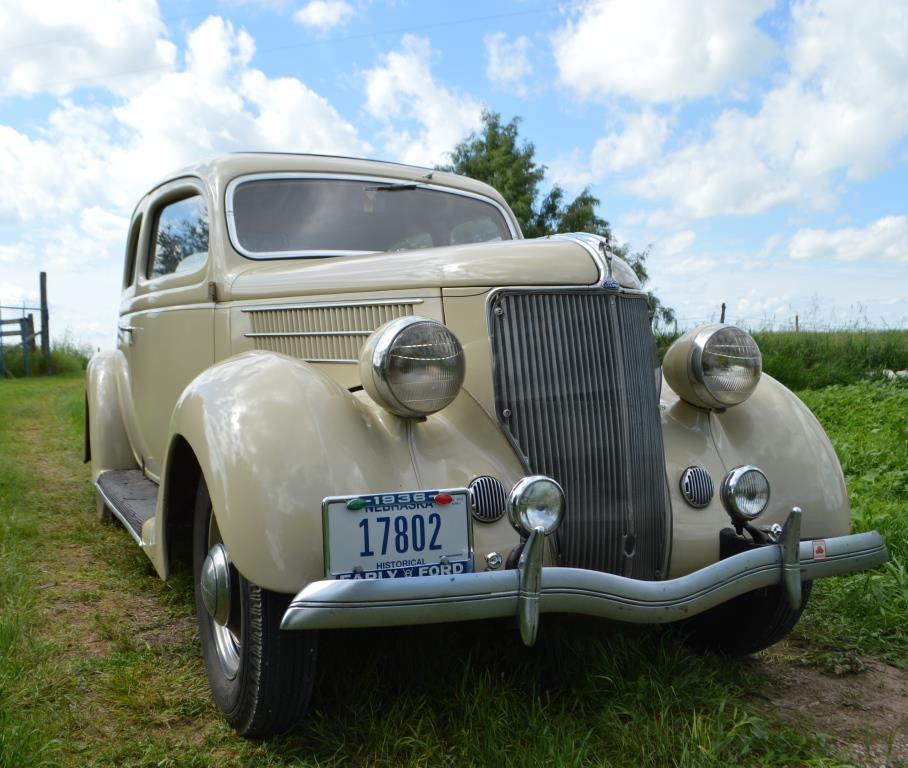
{"left": 0, "top": 375, "right": 905, "bottom": 767}
{"left": 0, "top": 337, "right": 91, "bottom": 379}
{"left": 655, "top": 329, "right": 908, "bottom": 391}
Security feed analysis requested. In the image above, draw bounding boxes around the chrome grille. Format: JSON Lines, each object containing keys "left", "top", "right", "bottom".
{"left": 489, "top": 290, "right": 671, "bottom": 579}
{"left": 243, "top": 301, "right": 417, "bottom": 362}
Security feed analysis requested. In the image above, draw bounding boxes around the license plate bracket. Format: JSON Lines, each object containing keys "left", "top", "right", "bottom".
{"left": 323, "top": 489, "right": 473, "bottom": 580}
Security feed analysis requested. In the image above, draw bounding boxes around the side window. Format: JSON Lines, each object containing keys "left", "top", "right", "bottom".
{"left": 123, "top": 214, "right": 142, "bottom": 288}
{"left": 148, "top": 195, "right": 209, "bottom": 279}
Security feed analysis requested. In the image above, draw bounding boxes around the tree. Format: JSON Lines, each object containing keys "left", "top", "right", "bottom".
{"left": 440, "top": 111, "right": 674, "bottom": 330}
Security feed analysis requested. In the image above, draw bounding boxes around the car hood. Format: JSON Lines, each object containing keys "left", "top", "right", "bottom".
{"left": 225, "top": 238, "right": 600, "bottom": 300}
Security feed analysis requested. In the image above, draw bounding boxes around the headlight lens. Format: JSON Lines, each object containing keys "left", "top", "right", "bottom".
{"left": 360, "top": 317, "right": 465, "bottom": 417}
{"left": 721, "top": 465, "right": 770, "bottom": 523}
{"left": 664, "top": 324, "right": 762, "bottom": 410}
{"left": 507, "top": 475, "right": 565, "bottom": 536}
{"left": 695, "top": 326, "right": 762, "bottom": 407}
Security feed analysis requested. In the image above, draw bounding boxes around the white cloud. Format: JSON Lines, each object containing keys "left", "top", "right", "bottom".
{"left": 293, "top": 0, "right": 354, "bottom": 31}
{"left": 660, "top": 255, "right": 719, "bottom": 277}
{"left": 240, "top": 70, "right": 365, "bottom": 151}
{"left": 0, "top": 16, "right": 369, "bottom": 224}
{"left": 660, "top": 230, "right": 696, "bottom": 256}
{"left": 627, "top": 0, "right": 908, "bottom": 218}
{"left": 0, "top": 0, "right": 176, "bottom": 97}
{"left": 79, "top": 207, "right": 131, "bottom": 247}
{"left": 789, "top": 216, "right": 908, "bottom": 263}
{"left": 485, "top": 32, "right": 532, "bottom": 96}
{"left": 0, "top": 281, "right": 36, "bottom": 304}
{"left": 591, "top": 109, "right": 671, "bottom": 174}
{"left": 0, "top": 102, "right": 114, "bottom": 225}
{"left": 553, "top": 0, "right": 775, "bottom": 103}
{"left": 0, "top": 14, "right": 370, "bottom": 349}
{"left": 363, "top": 35, "right": 483, "bottom": 166}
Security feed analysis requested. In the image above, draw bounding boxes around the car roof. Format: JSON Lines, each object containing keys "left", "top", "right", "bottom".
{"left": 150, "top": 152, "right": 512, "bottom": 211}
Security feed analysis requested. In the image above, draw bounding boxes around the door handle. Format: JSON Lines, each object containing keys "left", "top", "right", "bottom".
{"left": 118, "top": 324, "right": 138, "bottom": 345}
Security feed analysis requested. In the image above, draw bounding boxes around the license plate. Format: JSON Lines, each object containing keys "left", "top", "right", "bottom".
{"left": 323, "top": 489, "right": 472, "bottom": 580}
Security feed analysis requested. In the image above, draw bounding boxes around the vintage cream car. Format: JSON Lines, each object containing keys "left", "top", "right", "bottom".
{"left": 85, "top": 153, "right": 888, "bottom": 737}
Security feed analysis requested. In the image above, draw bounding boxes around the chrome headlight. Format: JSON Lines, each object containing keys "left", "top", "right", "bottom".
{"left": 507, "top": 475, "right": 565, "bottom": 536}
{"left": 359, "top": 316, "right": 465, "bottom": 418}
{"left": 663, "top": 324, "right": 762, "bottom": 410}
{"left": 721, "top": 465, "right": 770, "bottom": 524}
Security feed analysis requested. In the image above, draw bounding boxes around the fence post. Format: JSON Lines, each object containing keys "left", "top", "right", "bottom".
{"left": 720, "top": 302, "right": 726, "bottom": 323}
{"left": 0, "top": 303, "right": 4, "bottom": 379}
{"left": 795, "top": 314, "right": 799, "bottom": 332}
{"left": 40, "top": 271, "right": 51, "bottom": 374}
{"left": 20, "top": 317, "right": 29, "bottom": 377}
{"left": 27, "top": 314, "right": 36, "bottom": 352}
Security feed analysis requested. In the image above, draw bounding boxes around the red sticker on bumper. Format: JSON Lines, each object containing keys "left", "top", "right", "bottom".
{"left": 812, "top": 540, "right": 827, "bottom": 560}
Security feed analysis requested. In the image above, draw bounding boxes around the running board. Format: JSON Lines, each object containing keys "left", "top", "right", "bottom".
{"left": 96, "top": 469, "right": 158, "bottom": 545}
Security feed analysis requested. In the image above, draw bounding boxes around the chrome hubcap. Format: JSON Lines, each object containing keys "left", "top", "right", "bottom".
{"left": 206, "top": 518, "right": 240, "bottom": 680}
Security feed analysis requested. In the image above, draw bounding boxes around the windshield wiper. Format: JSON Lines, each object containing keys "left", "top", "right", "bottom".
{"left": 363, "top": 183, "right": 419, "bottom": 192}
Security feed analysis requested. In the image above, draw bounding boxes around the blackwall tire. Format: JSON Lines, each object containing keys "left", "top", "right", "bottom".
{"left": 681, "top": 581, "right": 813, "bottom": 656}
{"left": 192, "top": 477, "right": 317, "bottom": 738}
{"left": 96, "top": 489, "right": 113, "bottom": 523}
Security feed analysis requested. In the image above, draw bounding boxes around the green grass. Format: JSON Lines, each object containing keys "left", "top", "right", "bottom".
{"left": 657, "top": 329, "right": 908, "bottom": 391}
{"left": 0, "top": 375, "right": 904, "bottom": 766}
{"left": 793, "top": 382, "right": 908, "bottom": 668}
{"left": 1, "top": 335, "right": 92, "bottom": 378}
{"left": 755, "top": 330, "right": 908, "bottom": 390}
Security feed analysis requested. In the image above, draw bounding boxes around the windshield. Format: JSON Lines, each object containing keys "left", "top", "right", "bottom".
{"left": 230, "top": 177, "right": 513, "bottom": 257}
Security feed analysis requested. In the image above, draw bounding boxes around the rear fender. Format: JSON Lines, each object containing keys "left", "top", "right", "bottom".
{"left": 162, "top": 351, "right": 420, "bottom": 593}
{"left": 85, "top": 351, "right": 139, "bottom": 482}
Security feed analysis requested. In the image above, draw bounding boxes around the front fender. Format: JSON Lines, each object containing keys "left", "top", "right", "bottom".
{"left": 660, "top": 373, "right": 850, "bottom": 577}
{"left": 164, "top": 351, "right": 420, "bottom": 593}
{"left": 710, "top": 373, "right": 850, "bottom": 537}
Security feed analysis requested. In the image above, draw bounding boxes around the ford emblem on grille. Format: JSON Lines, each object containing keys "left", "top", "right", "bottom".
{"left": 601, "top": 276, "right": 620, "bottom": 290}
{"left": 680, "top": 467, "right": 714, "bottom": 508}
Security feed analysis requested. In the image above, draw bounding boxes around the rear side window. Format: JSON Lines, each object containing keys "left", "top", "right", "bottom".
{"left": 148, "top": 195, "right": 209, "bottom": 279}
{"left": 123, "top": 214, "right": 142, "bottom": 288}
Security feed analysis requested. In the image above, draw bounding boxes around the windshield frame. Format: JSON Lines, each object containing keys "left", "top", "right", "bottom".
{"left": 225, "top": 172, "right": 519, "bottom": 260}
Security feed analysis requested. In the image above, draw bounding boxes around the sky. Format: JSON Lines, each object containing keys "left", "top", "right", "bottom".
{"left": 1, "top": 0, "right": 906, "bottom": 351}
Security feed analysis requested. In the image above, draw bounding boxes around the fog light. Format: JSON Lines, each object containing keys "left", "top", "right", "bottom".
{"left": 721, "top": 465, "right": 770, "bottom": 524}
{"left": 507, "top": 475, "right": 565, "bottom": 536}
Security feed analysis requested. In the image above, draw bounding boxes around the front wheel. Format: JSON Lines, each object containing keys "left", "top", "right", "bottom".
{"left": 680, "top": 581, "right": 813, "bottom": 656}
{"left": 193, "top": 477, "right": 317, "bottom": 737}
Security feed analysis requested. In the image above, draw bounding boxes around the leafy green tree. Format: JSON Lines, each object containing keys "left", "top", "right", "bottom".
{"left": 441, "top": 110, "right": 675, "bottom": 330}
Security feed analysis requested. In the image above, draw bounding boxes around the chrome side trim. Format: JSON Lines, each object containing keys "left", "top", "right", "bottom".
{"left": 292, "top": 357, "right": 358, "bottom": 364}
{"left": 225, "top": 172, "right": 519, "bottom": 260}
{"left": 95, "top": 481, "right": 144, "bottom": 547}
{"left": 241, "top": 299, "right": 424, "bottom": 313}
{"left": 243, "top": 331, "right": 372, "bottom": 338}
{"left": 281, "top": 529, "right": 887, "bottom": 631}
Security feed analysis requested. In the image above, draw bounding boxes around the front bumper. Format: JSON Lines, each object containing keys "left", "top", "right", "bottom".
{"left": 281, "top": 509, "right": 887, "bottom": 646}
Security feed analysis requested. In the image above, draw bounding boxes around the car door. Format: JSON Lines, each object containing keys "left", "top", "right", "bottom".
{"left": 120, "top": 178, "right": 215, "bottom": 481}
